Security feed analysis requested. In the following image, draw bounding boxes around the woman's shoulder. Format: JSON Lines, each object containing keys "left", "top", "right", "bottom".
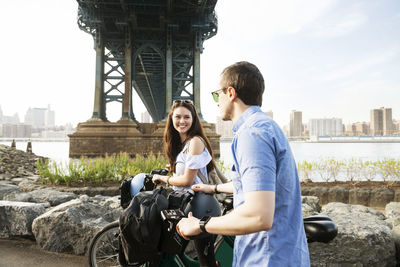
{"left": 187, "top": 136, "right": 206, "bottom": 155}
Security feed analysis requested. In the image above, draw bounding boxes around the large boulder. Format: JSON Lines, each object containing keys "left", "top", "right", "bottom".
{"left": 302, "top": 196, "right": 321, "bottom": 217}
{"left": 28, "top": 188, "right": 78, "bottom": 206}
{"left": 0, "top": 184, "right": 21, "bottom": 199}
{"left": 308, "top": 202, "right": 396, "bottom": 267}
{"left": 0, "top": 200, "right": 47, "bottom": 238}
{"left": 32, "top": 195, "right": 121, "bottom": 255}
{"left": 386, "top": 202, "right": 400, "bottom": 264}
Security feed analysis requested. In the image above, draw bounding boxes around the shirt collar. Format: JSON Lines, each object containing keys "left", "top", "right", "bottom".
{"left": 232, "top": 105, "right": 261, "bottom": 133}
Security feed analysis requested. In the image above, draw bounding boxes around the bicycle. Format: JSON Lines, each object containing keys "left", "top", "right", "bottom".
{"left": 88, "top": 170, "right": 338, "bottom": 267}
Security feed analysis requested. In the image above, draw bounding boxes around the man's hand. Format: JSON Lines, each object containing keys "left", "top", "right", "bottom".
{"left": 176, "top": 212, "right": 202, "bottom": 240}
{"left": 191, "top": 183, "right": 215, "bottom": 194}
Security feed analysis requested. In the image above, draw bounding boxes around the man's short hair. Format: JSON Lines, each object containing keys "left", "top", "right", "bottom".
{"left": 221, "top": 61, "right": 265, "bottom": 106}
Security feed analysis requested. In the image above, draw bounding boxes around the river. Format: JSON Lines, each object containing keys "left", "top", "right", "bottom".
{"left": 2, "top": 140, "right": 399, "bottom": 166}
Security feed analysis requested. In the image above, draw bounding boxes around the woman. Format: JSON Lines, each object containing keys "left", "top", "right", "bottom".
{"left": 152, "top": 100, "right": 219, "bottom": 267}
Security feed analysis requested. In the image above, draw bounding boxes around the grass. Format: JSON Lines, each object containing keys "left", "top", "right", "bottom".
{"left": 297, "top": 158, "right": 400, "bottom": 182}
{"left": 37, "top": 153, "right": 168, "bottom": 186}
{"left": 37, "top": 153, "right": 230, "bottom": 187}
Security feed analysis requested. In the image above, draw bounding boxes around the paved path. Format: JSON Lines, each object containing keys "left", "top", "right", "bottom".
{"left": 0, "top": 238, "right": 88, "bottom": 267}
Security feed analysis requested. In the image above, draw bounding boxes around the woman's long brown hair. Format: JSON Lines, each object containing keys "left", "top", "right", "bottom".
{"left": 164, "top": 100, "right": 216, "bottom": 174}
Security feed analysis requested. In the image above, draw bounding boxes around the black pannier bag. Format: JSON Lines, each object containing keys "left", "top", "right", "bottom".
{"left": 120, "top": 177, "right": 133, "bottom": 209}
{"left": 158, "top": 190, "right": 192, "bottom": 254}
{"left": 119, "top": 187, "right": 169, "bottom": 265}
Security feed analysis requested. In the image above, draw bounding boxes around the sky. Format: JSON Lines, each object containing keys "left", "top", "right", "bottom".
{"left": 0, "top": 0, "right": 399, "bottom": 128}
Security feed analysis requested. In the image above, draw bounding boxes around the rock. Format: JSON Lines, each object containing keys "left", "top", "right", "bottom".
{"left": 369, "top": 188, "right": 395, "bottom": 208}
{"left": 302, "top": 196, "right": 321, "bottom": 217}
{"left": 0, "top": 184, "right": 21, "bottom": 199}
{"left": 386, "top": 202, "right": 400, "bottom": 227}
{"left": 392, "top": 226, "right": 400, "bottom": 264}
{"left": 308, "top": 187, "right": 329, "bottom": 205}
{"left": 349, "top": 188, "right": 371, "bottom": 206}
{"left": 308, "top": 202, "right": 396, "bottom": 266}
{"left": 0, "top": 144, "right": 47, "bottom": 180}
{"left": 0, "top": 200, "right": 47, "bottom": 238}
{"left": 28, "top": 188, "right": 78, "bottom": 206}
{"left": 4, "top": 191, "right": 36, "bottom": 203}
{"left": 328, "top": 186, "right": 349, "bottom": 204}
{"left": 32, "top": 197, "right": 122, "bottom": 255}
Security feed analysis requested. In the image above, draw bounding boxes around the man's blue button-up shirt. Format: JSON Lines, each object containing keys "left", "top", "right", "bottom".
{"left": 231, "top": 106, "right": 310, "bottom": 266}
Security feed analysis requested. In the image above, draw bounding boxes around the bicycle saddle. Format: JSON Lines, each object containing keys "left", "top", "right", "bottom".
{"left": 303, "top": 215, "right": 338, "bottom": 243}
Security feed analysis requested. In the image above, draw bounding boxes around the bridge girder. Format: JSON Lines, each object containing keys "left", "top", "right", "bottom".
{"left": 76, "top": 0, "right": 218, "bottom": 122}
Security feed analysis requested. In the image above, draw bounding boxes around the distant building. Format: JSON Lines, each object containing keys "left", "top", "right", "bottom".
{"left": 346, "top": 122, "right": 369, "bottom": 136}
{"left": 24, "top": 105, "right": 55, "bottom": 129}
{"left": 289, "top": 110, "right": 302, "bottom": 137}
{"left": 1, "top": 123, "right": 32, "bottom": 138}
{"left": 370, "top": 107, "right": 393, "bottom": 136}
{"left": 0, "top": 105, "right": 3, "bottom": 123}
{"left": 309, "top": 118, "right": 343, "bottom": 137}
{"left": 264, "top": 110, "right": 273, "bottom": 119}
{"left": 1, "top": 113, "right": 20, "bottom": 124}
{"left": 45, "top": 105, "right": 55, "bottom": 128}
{"left": 215, "top": 116, "right": 233, "bottom": 138}
{"left": 141, "top": 111, "right": 151, "bottom": 123}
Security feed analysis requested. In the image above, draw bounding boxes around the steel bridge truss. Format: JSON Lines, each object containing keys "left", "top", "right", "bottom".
{"left": 76, "top": 0, "right": 218, "bottom": 122}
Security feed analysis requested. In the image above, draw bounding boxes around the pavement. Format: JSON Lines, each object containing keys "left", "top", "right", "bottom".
{"left": 0, "top": 238, "right": 88, "bottom": 267}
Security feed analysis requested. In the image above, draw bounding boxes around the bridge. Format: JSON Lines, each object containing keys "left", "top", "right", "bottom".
{"left": 77, "top": 0, "right": 218, "bottom": 122}
{"left": 69, "top": 0, "right": 220, "bottom": 158}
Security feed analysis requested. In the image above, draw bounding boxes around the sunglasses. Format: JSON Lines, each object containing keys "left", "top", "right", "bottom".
{"left": 211, "top": 88, "right": 226, "bottom": 103}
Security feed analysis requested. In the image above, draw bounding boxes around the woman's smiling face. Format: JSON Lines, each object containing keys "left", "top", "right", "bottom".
{"left": 172, "top": 106, "right": 193, "bottom": 138}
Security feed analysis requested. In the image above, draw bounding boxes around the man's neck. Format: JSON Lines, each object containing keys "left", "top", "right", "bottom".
{"left": 231, "top": 102, "right": 252, "bottom": 123}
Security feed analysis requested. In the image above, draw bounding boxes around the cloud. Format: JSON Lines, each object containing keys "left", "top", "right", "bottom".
{"left": 309, "top": 12, "right": 367, "bottom": 38}
{"left": 216, "top": 0, "right": 336, "bottom": 41}
{"left": 320, "top": 47, "right": 400, "bottom": 82}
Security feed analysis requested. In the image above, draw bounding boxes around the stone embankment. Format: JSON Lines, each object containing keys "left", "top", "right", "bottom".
{"left": 0, "top": 145, "right": 398, "bottom": 266}
{"left": 0, "top": 144, "right": 46, "bottom": 180}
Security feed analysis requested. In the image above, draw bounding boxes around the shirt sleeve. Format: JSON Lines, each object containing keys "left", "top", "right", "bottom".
{"left": 236, "top": 126, "right": 276, "bottom": 192}
{"left": 185, "top": 149, "right": 212, "bottom": 170}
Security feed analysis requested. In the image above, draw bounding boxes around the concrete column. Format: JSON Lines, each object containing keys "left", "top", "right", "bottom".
{"left": 165, "top": 28, "right": 173, "bottom": 119}
{"left": 193, "top": 32, "right": 203, "bottom": 119}
{"left": 120, "top": 29, "right": 133, "bottom": 121}
{"left": 89, "top": 30, "right": 105, "bottom": 121}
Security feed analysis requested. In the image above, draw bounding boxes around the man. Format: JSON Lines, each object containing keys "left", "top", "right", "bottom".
{"left": 176, "top": 61, "right": 310, "bottom": 266}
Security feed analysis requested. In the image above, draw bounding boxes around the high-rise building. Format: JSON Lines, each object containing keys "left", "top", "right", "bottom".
{"left": 24, "top": 105, "right": 55, "bottom": 129}
{"left": 289, "top": 110, "right": 302, "bottom": 137}
{"left": 370, "top": 107, "right": 393, "bottom": 136}
{"left": 45, "top": 105, "right": 55, "bottom": 128}
{"left": 215, "top": 116, "right": 233, "bottom": 138}
{"left": 309, "top": 118, "right": 343, "bottom": 137}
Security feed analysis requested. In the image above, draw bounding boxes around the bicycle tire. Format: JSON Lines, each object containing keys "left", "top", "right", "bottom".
{"left": 88, "top": 221, "right": 121, "bottom": 267}
{"left": 88, "top": 221, "right": 149, "bottom": 267}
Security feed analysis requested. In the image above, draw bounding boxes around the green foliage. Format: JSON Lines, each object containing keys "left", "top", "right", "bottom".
{"left": 36, "top": 153, "right": 168, "bottom": 186}
{"left": 296, "top": 158, "right": 400, "bottom": 182}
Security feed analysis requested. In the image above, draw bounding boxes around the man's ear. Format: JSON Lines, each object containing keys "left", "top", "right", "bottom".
{"left": 227, "top": 87, "right": 237, "bottom": 101}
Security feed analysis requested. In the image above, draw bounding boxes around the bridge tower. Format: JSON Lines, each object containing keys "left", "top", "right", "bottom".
{"left": 69, "top": 0, "right": 220, "bottom": 158}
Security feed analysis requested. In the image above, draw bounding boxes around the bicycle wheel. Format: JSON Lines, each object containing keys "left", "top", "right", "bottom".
{"left": 88, "top": 221, "right": 121, "bottom": 267}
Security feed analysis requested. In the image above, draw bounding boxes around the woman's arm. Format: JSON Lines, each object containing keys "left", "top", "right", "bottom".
{"left": 191, "top": 182, "right": 234, "bottom": 194}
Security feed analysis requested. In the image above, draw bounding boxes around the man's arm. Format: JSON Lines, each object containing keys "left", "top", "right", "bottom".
{"left": 177, "top": 190, "right": 275, "bottom": 237}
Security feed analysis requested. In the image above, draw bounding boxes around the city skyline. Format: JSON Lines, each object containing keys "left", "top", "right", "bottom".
{"left": 1, "top": 0, "right": 399, "bottom": 128}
